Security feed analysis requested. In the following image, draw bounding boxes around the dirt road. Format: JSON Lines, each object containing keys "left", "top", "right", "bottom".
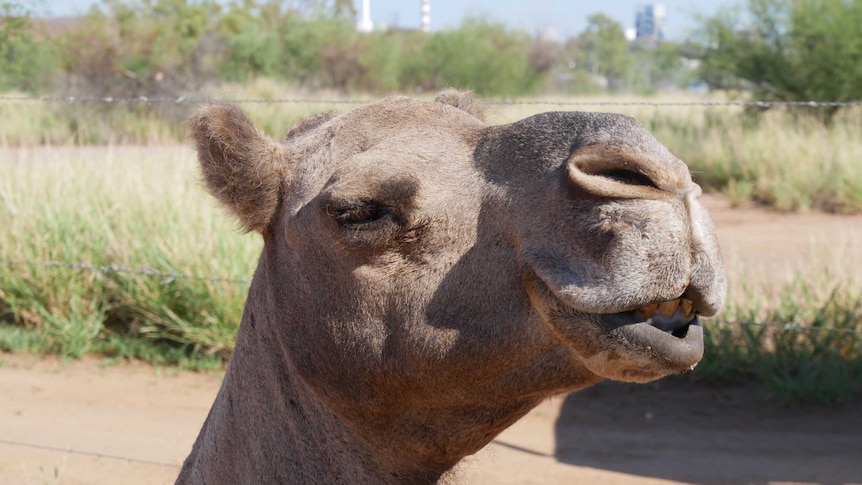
{"left": 2, "top": 197, "right": 861, "bottom": 485}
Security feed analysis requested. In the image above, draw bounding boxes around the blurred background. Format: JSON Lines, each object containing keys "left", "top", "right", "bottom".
{"left": 2, "top": 0, "right": 858, "bottom": 107}
{"left": 1, "top": 2, "right": 861, "bottom": 483}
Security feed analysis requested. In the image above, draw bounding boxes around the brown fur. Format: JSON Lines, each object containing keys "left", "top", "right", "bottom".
{"left": 177, "top": 93, "right": 726, "bottom": 484}
{"left": 188, "top": 104, "right": 288, "bottom": 233}
{"left": 433, "top": 89, "right": 486, "bottom": 121}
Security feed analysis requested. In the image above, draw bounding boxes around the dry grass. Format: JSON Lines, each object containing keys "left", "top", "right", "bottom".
{"left": 4, "top": 82, "right": 860, "bottom": 213}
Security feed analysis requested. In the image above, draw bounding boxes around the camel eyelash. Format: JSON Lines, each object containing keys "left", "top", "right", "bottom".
{"left": 326, "top": 201, "right": 409, "bottom": 248}
{"left": 329, "top": 202, "right": 392, "bottom": 226}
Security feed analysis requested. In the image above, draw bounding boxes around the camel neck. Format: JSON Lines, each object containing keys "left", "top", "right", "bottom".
{"left": 177, "top": 307, "right": 459, "bottom": 484}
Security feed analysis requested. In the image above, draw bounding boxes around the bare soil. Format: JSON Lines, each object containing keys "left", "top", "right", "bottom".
{"left": 2, "top": 196, "right": 862, "bottom": 485}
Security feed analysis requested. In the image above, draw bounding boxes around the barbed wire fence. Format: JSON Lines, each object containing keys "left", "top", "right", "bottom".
{"left": 1, "top": 94, "right": 862, "bottom": 108}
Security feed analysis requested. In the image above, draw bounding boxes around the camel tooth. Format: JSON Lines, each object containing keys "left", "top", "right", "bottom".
{"left": 680, "top": 298, "right": 694, "bottom": 317}
{"left": 637, "top": 303, "right": 659, "bottom": 319}
{"left": 658, "top": 299, "right": 680, "bottom": 317}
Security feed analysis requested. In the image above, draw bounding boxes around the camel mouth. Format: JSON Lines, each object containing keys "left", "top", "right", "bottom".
{"left": 527, "top": 280, "right": 704, "bottom": 381}
{"left": 599, "top": 297, "right": 704, "bottom": 375}
{"left": 522, "top": 267, "right": 706, "bottom": 379}
{"left": 633, "top": 297, "right": 697, "bottom": 338}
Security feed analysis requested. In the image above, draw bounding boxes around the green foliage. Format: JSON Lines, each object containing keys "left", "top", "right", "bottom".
{"left": 554, "top": 14, "right": 695, "bottom": 93}
{"left": 0, "top": 0, "right": 556, "bottom": 97}
{"left": 0, "top": 1, "right": 56, "bottom": 92}
{"left": 220, "top": 13, "right": 545, "bottom": 95}
{"left": 58, "top": 0, "right": 223, "bottom": 96}
{"left": 0, "top": 0, "right": 706, "bottom": 97}
{"left": 401, "top": 19, "right": 541, "bottom": 96}
{"left": 575, "top": 14, "right": 630, "bottom": 89}
{"left": 216, "top": 3, "right": 291, "bottom": 82}
{"left": 695, "top": 0, "right": 862, "bottom": 122}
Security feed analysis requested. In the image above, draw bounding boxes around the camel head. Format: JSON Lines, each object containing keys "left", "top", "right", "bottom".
{"left": 184, "top": 91, "right": 726, "bottom": 482}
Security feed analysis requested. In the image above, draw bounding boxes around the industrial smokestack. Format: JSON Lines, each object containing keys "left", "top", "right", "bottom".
{"left": 357, "top": 0, "right": 373, "bottom": 32}
{"left": 421, "top": 0, "right": 430, "bottom": 32}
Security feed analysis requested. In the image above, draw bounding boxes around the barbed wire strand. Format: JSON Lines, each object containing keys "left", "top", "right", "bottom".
{"left": 0, "top": 434, "right": 525, "bottom": 469}
{"left": 717, "top": 320, "right": 861, "bottom": 335}
{"left": 0, "top": 95, "right": 861, "bottom": 108}
{"left": 0, "top": 439, "right": 181, "bottom": 468}
{"left": 3, "top": 260, "right": 251, "bottom": 285}
{"left": 3, "top": 259, "right": 860, "bottom": 336}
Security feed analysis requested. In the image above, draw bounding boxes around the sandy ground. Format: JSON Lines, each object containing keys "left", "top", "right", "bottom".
{"left": 2, "top": 196, "right": 862, "bottom": 485}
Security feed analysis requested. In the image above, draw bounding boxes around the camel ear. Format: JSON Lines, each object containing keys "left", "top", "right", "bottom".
{"left": 434, "top": 90, "right": 485, "bottom": 121}
{"left": 189, "top": 104, "right": 286, "bottom": 233}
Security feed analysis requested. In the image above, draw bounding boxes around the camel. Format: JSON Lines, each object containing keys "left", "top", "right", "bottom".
{"left": 176, "top": 91, "right": 726, "bottom": 484}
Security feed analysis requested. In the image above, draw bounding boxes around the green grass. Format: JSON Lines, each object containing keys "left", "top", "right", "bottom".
{"left": 697, "top": 276, "right": 862, "bottom": 403}
{"left": 0, "top": 146, "right": 260, "bottom": 364}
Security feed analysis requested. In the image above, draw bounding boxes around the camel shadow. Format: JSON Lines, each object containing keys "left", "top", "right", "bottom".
{"left": 553, "top": 379, "right": 862, "bottom": 485}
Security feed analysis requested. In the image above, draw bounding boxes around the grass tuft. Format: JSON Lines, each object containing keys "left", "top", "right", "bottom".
{"left": 697, "top": 276, "right": 862, "bottom": 403}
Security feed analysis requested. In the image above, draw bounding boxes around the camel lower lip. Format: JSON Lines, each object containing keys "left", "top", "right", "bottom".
{"left": 523, "top": 271, "right": 705, "bottom": 373}
{"left": 608, "top": 316, "right": 704, "bottom": 369}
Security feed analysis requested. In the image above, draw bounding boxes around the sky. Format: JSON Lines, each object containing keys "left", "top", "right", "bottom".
{"left": 39, "top": 0, "right": 729, "bottom": 41}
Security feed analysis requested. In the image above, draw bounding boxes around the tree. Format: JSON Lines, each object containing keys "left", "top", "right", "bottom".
{"left": 628, "top": 41, "right": 691, "bottom": 93}
{"left": 54, "top": 0, "right": 224, "bottom": 97}
{"left": 695, "top": 0, "right": 862, "bottom": 122}
{"left": 401, "top": 19, "right": 542, "bottom": 96}
{"left": 575, "top": 14, "right": 630, "bottom": 90}
{"left": 0, "top": 1, "right": 56, "bottom": 92}
{"left": 291, "top": 0, "right": 354, "bottom": 19}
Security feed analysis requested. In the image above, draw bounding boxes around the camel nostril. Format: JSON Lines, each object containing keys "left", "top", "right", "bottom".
{"left": 565, "top": 146, "right": 667, "bottom": 200}
{"left": 586, "top": 169, "right": 658, "bottom": 188}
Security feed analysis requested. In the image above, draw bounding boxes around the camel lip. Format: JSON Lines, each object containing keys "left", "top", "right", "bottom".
{"left": 524, "top": 252, "right": 702, "bottom": 316}
{"left": 599, "top": 311, "right": 704, "bottom": 370}
{"left": 523, "top": 270, "right": 705, "bottom": 371}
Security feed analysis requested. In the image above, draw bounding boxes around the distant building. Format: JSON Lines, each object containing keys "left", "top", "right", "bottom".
{"left": 357, "top": 0, "right": 373, "bottom": 32}
{"left": 635, "top": 3, "right": 666, "bottom": 41}
{"left": 421, "top": 0, "right": 430, "bottom": 32}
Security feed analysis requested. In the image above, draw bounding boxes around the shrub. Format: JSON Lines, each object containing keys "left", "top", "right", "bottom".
{"left": 400, "top": 19, "right": 542, "bottom": 96}
{"left": 0, "top": 1, "right": 56, "bottom": 92}
{"left": 695, "top": 0, "right": 862, "bottom": 123}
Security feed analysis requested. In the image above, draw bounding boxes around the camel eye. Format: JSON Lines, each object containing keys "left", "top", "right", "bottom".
{"left": 328, "top": 201, "right": 396, "bottom": 227}
{"left": 326, "top": 200, "right": 406, "bottom": 247}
